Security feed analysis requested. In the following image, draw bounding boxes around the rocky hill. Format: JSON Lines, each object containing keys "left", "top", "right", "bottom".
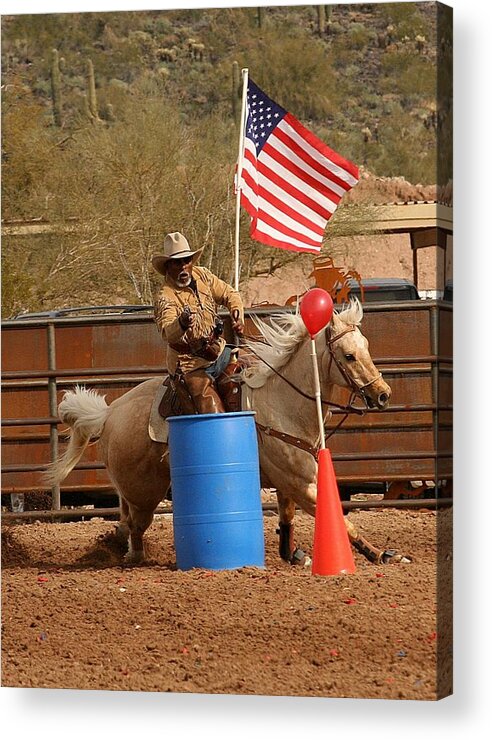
{"left": 1, "top": 4, "right": 452, "bottom": 315}
{"left": 1, "top": 3, "right": 451, "bottom": 186}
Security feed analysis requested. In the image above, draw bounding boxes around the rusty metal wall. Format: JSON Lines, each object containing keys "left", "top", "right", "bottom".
{"left": 1, "top": 302, "right": 452, "bottom": 503}
{"left": 326, "top": 303, "right": 452, "bottom": 482}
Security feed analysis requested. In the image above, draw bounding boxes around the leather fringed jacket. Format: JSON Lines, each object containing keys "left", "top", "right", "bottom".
{"left": 154, "top": 266, "right": 244, "bottom": 375}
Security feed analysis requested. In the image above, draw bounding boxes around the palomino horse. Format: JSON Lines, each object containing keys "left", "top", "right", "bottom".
{"left": 46, "top": 300, "right": 408, "bottom": 565}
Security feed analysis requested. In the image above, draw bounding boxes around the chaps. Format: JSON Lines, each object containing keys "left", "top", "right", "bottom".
{"left": 173, "top": 369, "right": 225, "bottom": 415}
{"left": 217, "top": 360, "right": 243, "bottom": 413}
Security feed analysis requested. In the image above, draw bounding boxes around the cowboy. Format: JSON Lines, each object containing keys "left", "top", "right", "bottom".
{"left": 152, "top": 232, "right": 245, "bottom": 414}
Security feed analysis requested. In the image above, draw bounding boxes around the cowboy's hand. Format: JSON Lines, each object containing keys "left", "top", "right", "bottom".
{"left": 231, "top": 310, "right": 244, "bottom": 336}
{"left": 178, "top": 307, "right": 195, "bottom": 330}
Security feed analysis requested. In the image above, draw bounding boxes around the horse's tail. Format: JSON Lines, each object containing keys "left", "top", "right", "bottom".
{"left": 43, "top": 386, "right": 109, "bottom": 486}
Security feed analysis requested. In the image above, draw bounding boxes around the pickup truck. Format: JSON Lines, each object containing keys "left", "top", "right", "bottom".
{"left": 346, "top": 277, "right": 420, "bottom": 303}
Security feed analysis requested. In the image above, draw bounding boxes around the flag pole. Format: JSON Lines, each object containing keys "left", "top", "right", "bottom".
{"left": 234, "top": 67, "right": 249, "bottom": 292}
{"left": 310, "top": 338, "right": 326, "bottom": 450}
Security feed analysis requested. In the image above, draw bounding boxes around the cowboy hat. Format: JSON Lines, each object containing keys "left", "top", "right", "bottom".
{"left": 151, "top": 232, "right": 204, "bottom": 275}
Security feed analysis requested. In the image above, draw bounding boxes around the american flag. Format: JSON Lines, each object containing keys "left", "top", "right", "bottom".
{"left": 239, "top": 79, "right": 359, "bottom": 254}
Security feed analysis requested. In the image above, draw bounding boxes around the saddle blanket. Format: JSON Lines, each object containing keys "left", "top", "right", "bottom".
{"left": 148, "top": 382, "right": 170, "bottom": 443}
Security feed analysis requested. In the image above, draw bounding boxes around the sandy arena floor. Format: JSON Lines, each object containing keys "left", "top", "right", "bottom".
{"left": 1, "top": 507, "right": 452, "bottom": 700}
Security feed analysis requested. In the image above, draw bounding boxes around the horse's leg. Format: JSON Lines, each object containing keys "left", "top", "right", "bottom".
{"left": 287, "top": 489, "right": 392, "bottom": 564}
{"left": 291, "top": 484, "right": 394, "bottom": 563}
{"left": 277, "top": 490, "right": 313, "bottom": 566}
{"left": 286, "top": 479, "right": 411, "bottom": 564}
{"left": 289, "top": 473, "right": 411, "bottom": 564}
{"left": 344, "top": 517, "right": 385, "bottom": 563}
{"left": 276, "top": 492, "right": 296, "bottom": 562}
{"left": 344, "top": 517, "right": 412, "bottom": 564}
{"left": 115, "top": 495, "right": 130, "bottom": 545}
{"left": 124, "top": 503, "right": 155, "bottom": 564}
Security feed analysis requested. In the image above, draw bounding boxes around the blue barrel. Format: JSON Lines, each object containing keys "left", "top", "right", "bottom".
{"left": 167, "top": 411, "right": 265, "bottom": 571}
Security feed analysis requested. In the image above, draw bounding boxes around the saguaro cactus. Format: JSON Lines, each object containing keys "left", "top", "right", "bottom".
{"left": 317, "top": 6, "right": 326, "bottom": 36}
{"left": 50, "top": 48, "right": 63, "bottom": 127}
{"left": 232, "top": 60, "right": 240, "bottom": 124}
{"left": 87, "top": 58, "right": 99, "bottom": 121}
{"left": 316, "top": 6, "right": 333, "bottom": 35}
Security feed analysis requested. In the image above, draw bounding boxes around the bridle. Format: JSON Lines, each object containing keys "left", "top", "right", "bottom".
{"left": 325, "top": 324, "right": 383, "bottom": 410}
{"left": 241, "top": 322, "right": 384, "bottom": 457}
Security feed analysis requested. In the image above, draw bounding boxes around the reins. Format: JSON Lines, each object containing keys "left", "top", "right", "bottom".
{"left": 239, "top": 331, "right": 365, "bottom": 415}
{"left": 241, "top": 323, "right": 382, "bottom": 414}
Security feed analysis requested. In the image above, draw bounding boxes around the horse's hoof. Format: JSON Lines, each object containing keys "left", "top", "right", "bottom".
{"left": 381, "top": 549, "right": 413, "bottom": 564}
{"left": 124, "top": 550, "right": 145, "bottom": 565}
{"left": 290, "top": 547, "right": 308, "bottom": 566}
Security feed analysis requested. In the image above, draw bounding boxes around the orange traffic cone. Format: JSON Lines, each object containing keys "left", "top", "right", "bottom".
{"left": 311, "top": 448, "right": 356, "bottom": 576}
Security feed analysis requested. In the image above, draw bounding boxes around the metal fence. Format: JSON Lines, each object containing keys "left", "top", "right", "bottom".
{"left": 1, "top": 301, "right": 452, "bottom": 515}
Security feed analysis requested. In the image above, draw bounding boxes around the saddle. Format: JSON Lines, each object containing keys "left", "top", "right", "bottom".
{"left": 148, "top": 356, "right": 247, "bottom": 443}
{"left": 148, "top": 378, "right": 176, "bottom": 443}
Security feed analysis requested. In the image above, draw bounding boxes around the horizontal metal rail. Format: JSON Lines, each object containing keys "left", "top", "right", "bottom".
{"left": 334, "top": 450, "right": 451, "bottom": 461}
{"left": 1, "top": 299, "right": 453, "bottom": 328}
{"left": 3, "top": 462, "right": 106, "bottom": 473}
{"left": 1, "top": 448, "right": 452, "bottom": 476}
{"left": 1, "top": 484, "right": 116, "bottom": 494}
{"left": 331, "top": 403, "right": 452, "bottom": 416}
{"left": 1, "top": 422, "right": 453, "bottom": 444}
{"left": 1, "top": 366, "right": 166, "bottom": 381}
{"left": 0, "top": 357, "right": 452, "bottom": 383}
{"left": 2, "top": 417, "right": 60, "bottom": 427}
{"left": 0, "top": 404, "right": 453, "bottom": 432}
{"left": 1, "top": 498, "right": 453, "bottom": 522}
{"left": 0, "top": 472, "right": 453, "bottom": 492}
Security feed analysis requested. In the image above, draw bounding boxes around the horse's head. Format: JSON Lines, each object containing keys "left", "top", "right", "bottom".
{"left": 321, "top": 299, "right": 391, "bottom": 410}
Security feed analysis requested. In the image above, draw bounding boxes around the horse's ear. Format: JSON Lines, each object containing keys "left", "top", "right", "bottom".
{"left": 330, "top": 308, "right": 341, "bottom": 325}
{"left": 351, "top": 297, "right": 364, "bottom": 324}
{"left": 336, "top": 297, "right": 363, "bottom": 326}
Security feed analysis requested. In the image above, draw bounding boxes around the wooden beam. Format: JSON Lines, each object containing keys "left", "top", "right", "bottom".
{"left": 1, "top": 220, "right": 79, "bottom": 236}
{"left": 341, "top": 203, "right": 453, "bottom": 235}
{"left": 410, "top": 227, "right": 448, "bottom": 250}
{"left": 2, "top": 203, "right": 453, "bottom": 238}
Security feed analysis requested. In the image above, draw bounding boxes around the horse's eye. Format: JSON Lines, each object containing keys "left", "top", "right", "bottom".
{"left": 344, "top": 353, "right": 356, "bottom": 362}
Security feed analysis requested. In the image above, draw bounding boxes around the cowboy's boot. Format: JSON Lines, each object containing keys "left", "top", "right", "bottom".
{"left": 181, "top": 369, "right": 226, "bottom": 414}
{"left": 171, "top": 371, "right": 198, "bottom": 415}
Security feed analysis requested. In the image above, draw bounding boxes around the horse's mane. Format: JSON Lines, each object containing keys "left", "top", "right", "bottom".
{"left": 243, "top": 298, "right": 363, "bottom": 389}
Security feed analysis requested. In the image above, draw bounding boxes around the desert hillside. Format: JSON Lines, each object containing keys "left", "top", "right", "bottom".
{"left": 1, "top": 4, "right": 452, "bottom": 315}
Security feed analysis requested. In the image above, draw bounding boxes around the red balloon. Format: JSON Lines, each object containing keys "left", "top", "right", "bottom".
{"left": 300, "top": 288, "right": 334, "bottom": 337}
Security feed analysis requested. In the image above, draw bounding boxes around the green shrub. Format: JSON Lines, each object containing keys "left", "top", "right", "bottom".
{"left": 348, "top": 23, "right": 375, "bottom": 50}
{"left": 381, "top": 51, "right": 435, "bottom": 98}
{"left": 243, "top": 31, "right": 340, "bottom": 119}
{"left": 378, "top": 2, "right": 429, "bottom": 40}
{"left": 1, "top": 248, "right": 36, "bottom": 318}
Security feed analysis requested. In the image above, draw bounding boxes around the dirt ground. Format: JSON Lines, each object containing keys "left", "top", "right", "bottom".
{"left": 1, "top": 507, "right": 452, "bottom": 700}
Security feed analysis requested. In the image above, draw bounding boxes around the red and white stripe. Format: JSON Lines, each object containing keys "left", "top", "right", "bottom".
{"left": 240, "top": 112, "right": 359, "bottom": 254}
